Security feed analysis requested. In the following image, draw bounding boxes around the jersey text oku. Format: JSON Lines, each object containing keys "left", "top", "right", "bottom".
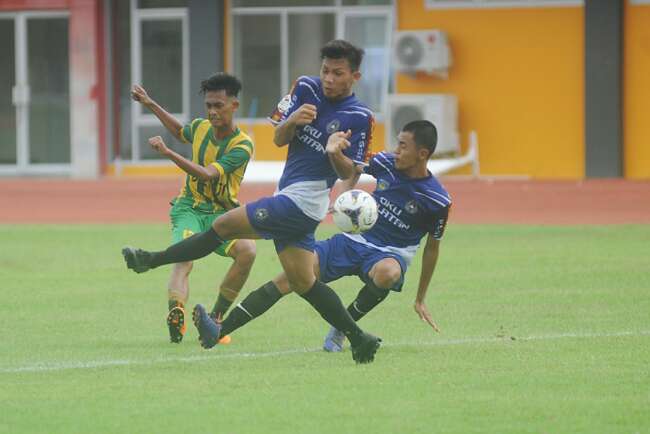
{"left": 268, "top": 76, "right": 374, "bottom": 221}
{"left": 344, "top": 152, "right": 452, "bottom": 266}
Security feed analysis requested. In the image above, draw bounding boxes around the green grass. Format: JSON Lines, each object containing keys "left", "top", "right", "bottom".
{"left": 1, "top": 224, "right": 649, "bottom": 434}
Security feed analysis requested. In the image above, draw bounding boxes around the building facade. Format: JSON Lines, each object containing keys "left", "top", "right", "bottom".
{"left": 0, "top": 0, "right": 648, "bottom": 178}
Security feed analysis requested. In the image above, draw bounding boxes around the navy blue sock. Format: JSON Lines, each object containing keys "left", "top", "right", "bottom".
{"left": 348, "top": 283, "right": 390, "bottom": 321}
{"left": 300, "top": 280, "right": 364, "bottom": 346}
{"left": 211, "top": 293, "right": 235, "bottom": 319}
{"left": 220, "top": 281, "right": 284, "bottom": 336}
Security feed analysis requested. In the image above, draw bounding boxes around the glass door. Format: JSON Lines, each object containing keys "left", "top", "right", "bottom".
{"left": 27, "top": 16, "right": 70, "bottom": 165}
{"left": 342, "top": 10, "right": 392, "bottom": 116}
{"left": 0, "top": 18, "right": 16, "bottom": 165}
{"left": 0, "top": 12, "right": 70, "bottom": 174}
{"left": 130, "top": 0, "right": 189, "bottom": 161}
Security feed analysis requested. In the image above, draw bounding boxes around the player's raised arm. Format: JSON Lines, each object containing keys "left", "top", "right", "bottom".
{"left": 414, "top": 234, "right": 441, "bottom": 332}
{"left": 336, "top": 168, "right": 362, "bottom": 193}
{"left": 148, "top": 136, "right": 219, "bottom": 181}
{"left": 132, "top": 85, "right": 185, "bottom": 143}
{"left": 326, "top": 129, "right": 357, "bottom": 180}
{"left": 273, "top": 103, "right": 317, "bottom": 146}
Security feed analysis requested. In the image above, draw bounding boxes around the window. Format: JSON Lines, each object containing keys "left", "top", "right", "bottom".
{"left": 344, "top": 14, "right": 390, "bottom": 116}
{"left": 130, "top": 0, "right": 189, "bottom": 161}
{"left": 233, "top": 14, "right": 282, "bottom": 119}
{"left": 425, "top": 0, "right": 582, "bottom": 8}
{"left": 233, "top": 0, "right": 335, "bottom": 6}
{"left": 288, "top": 14, "right": 336, "bottom": 87}
{"left": 109, "top": 0, "right": 190, "bottom": 163}
{"left": 230, "top": 2, "right": 393, "bottom": 118}
{"left": 138, "top": 0, "right": 187, "bottom": 8}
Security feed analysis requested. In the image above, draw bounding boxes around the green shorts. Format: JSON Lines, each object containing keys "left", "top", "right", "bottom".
{"left": 169, "top": 199, "right": 236, "bottom": 257}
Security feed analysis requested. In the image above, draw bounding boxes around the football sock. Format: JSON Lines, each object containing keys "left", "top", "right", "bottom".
{"left": 211, "top": 293, "right": 234, "bottom": 319}
{"left": 168, "top": 299, "right": 184, "bottom": 311}
{"left": 150, "top": 228, "right": 224, "bottom": 268}
{"left": 348, "top": 283, "right": 390, "bottom": 321}
{"left": 220, "top": 281, "right": 284, "bottom": 336}
{"left": 300, "top": 280, "right": 365, "bottom": 347}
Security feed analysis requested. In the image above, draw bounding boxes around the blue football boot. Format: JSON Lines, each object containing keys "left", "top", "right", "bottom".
{"left": 192, "top": 304, "right": 222, "bottom": 349}
{"left": 323, "top": 326, "right": 346, "bottom": 352}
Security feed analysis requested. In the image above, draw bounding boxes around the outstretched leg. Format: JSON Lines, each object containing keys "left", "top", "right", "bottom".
{"left": 122, "top": 207, "right": 259, "bottom": 272}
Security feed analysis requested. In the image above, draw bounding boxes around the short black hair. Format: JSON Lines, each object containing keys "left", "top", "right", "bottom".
{"left": 200, "top": 73, "right": 242, "bottom": 97}
{"left": 402, "top": 120, "right": 438, "bottom": 156}
{"left": 320, "top": 39, "right": 365, "bottom": 72}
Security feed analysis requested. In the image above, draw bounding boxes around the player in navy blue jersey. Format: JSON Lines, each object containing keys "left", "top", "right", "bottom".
{"left": 210, "top": 120, "right": 451, "bottom": 352}
{"left": 121, "top": 40, "right": 382, "bottom": 364}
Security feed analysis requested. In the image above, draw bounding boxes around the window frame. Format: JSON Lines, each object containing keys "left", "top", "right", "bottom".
{"left": 229, "top": 1, "right": 394, "bottom": 121}
{"left": 129, "top": 0, "right": 189, "bottom": 161}
{"left": 424, "top": 0, "right": 583, "bottom": 9}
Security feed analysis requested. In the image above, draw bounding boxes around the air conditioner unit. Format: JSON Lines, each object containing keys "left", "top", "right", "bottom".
{"left": 386, "top": 94, "right": 459, "bottom": 156}
{"left": 393, "top": 30, "right": 451, "bottom": 77}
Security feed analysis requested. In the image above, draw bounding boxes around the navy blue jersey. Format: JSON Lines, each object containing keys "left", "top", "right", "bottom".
{"left": 269, "top": 76, "right": 374, "bottom": 190}
{"left": 344, "top": 152, "right": 451, "bottom": 265}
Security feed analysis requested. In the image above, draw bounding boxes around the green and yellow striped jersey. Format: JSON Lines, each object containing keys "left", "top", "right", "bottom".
{"left": 175, "top": 118, "right": 254, "bottom": 212}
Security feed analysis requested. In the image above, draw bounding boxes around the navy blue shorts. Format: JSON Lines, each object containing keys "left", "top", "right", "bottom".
{"left": 314, "top": 233, "right": 407, "bottom": 292}
{"left": 246, "top": 194, "right": 320, "bottom": 253}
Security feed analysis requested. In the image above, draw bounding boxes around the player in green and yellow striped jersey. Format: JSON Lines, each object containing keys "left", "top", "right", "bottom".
{"left": 131, "top": 73, "right": 256, "bottom": 344}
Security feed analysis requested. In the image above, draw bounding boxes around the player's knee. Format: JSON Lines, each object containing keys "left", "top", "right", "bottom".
{"left": 233, "top": 240, "right": 256, "bottom": 269}
{"left": 287, "top": 279, "right": 310, "bottom": 294}
{"left": 272, "top": 274, "right": 292, "bottom": 295}
{"left": 212, "top": 213, "right": 236, "bottom": 239}
{"left": 286, "top": 274, "right": 314, "bottom": 294}
{"left": 372, "top": 265, "right": 401, "bottom": 289}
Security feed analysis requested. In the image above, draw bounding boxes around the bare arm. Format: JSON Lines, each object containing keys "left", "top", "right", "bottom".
{"left": 273, "top": 104, "right": 317, "bottom": 147}
{"left": 326, "top": 130, "right": 357, "bottom": 180}
{"left": 273, "top": 119, "right": 297, "bottom": 148}
{"left": 414, "top": 234, "right": 441, "bottom": 332}
{"left": 338, "top": 169, "right": 362, "bottom": 192}
{"left": 148, "top": 136, "right": 219, "bottom": 181}
{"left": 132, "top": 85, "right": 184, "bottom": 142}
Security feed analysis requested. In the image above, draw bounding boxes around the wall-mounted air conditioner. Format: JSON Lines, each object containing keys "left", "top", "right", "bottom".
{"left": 386, "top": 94, "right": 459, "bottom": 156}
{"left": 393, "top": 30, "right": 452, "bottom": 77}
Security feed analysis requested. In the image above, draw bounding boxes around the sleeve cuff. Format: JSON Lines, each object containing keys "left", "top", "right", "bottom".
{"left": 180, "top": 126, "right": 191, "bottom": 143}
{"left": 230, "top": 144, "right": 253, "bottom": 157}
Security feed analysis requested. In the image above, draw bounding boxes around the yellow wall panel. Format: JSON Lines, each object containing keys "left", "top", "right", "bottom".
{"left": 624, "top": 1, "right": 650, "bottom": 179}
{"left": 396, "top": 2, "right": 584, "bottom": 178}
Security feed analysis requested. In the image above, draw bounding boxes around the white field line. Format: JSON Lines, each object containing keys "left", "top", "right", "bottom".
{"left": 2, "top": 330, "right": 649, "bottom": 374}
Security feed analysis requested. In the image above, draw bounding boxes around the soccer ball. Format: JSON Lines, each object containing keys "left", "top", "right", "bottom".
{"left": 332, "top": 189, "right": 378, "bottom": 234}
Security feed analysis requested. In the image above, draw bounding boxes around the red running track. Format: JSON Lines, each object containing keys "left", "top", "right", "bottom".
{"left": 0, "top": 178, "right": 649, "bottom": 225}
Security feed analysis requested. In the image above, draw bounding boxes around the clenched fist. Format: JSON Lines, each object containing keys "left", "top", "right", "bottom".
{"left": 326, "top": 129, "right": 352, "bottom": 155}
{"left": 131, "top": 85, "right": 153, "bottom": 107}
{"left": 288, "top": 104, "right": 317, "bottom": 127}
{"left": 148, "top": 136, "right": 170, "bottom": 156}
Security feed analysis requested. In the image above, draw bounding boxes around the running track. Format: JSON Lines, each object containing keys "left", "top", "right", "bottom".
{"left": 1, "top": 178, "right": 649, "bottom": 224}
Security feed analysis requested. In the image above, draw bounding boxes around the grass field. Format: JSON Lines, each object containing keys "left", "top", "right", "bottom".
{"left": 1, "top": 223, "right": 649, "bottom": 433}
